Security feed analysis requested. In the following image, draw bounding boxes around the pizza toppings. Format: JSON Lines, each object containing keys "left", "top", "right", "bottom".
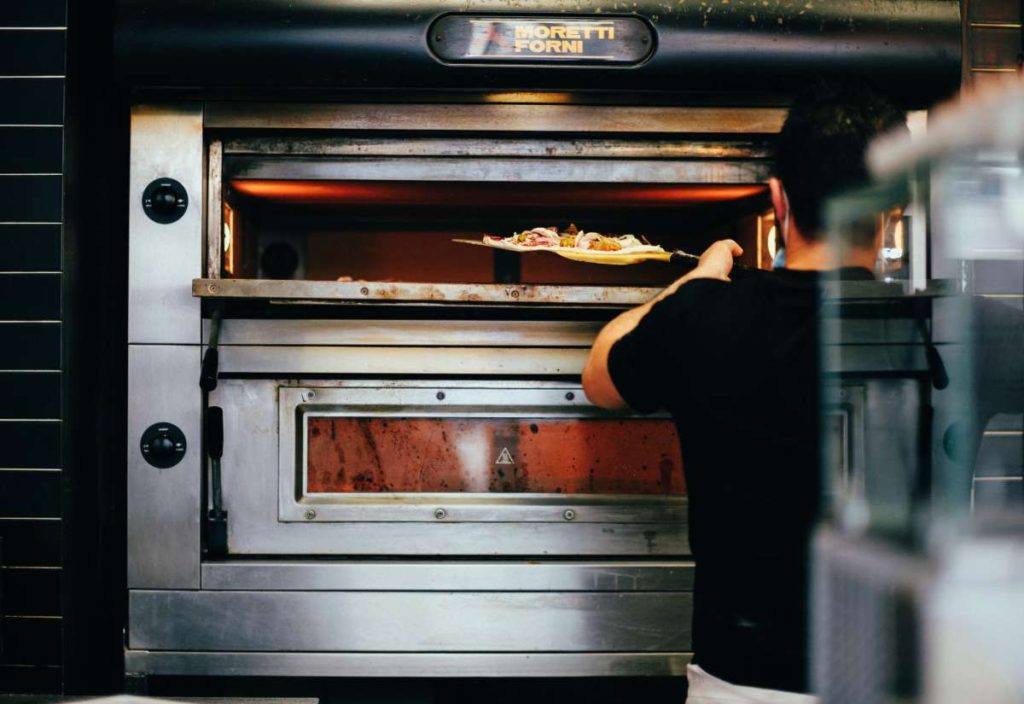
{"left": 484, "top": 224, "right": 658, "bottom": 253}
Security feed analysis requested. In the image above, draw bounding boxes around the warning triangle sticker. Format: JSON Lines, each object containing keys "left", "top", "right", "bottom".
{"left": 495, "top": 447, "right": 515, "bottom": 465}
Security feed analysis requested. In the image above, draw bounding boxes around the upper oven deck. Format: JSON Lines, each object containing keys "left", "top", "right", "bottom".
{"left": 195, "top": 102, "right": 781, "bottom": 312}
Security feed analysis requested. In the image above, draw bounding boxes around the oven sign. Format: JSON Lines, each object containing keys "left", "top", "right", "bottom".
{"left": 429, "top": 15, "right": 654, "bottom": 65}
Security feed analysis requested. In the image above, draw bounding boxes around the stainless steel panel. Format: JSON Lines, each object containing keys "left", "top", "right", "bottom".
{"left": 201, "top": 560, "right": 695, "bottom": 592}
{"left": 129, "top": 590, "right": 692, "bottom": 652}
{"left": 224, "top": 136, "right": 772, "bottom": 159}
{"left": 204, "top": 318, "right": 600, "bottom": 348}
{"left": 227, "top": 155, "right": 769, "bottom": 184}
{"left": 127, "top": 344, "right": 202, "bottom": 588}
{"left": 206, "top": 138, "right": 223, "bottom": 279}
{"left": 215, "top": 346, "right": 588, "bottom": 376}
{"left": 276, "top": 384, "right": 684, "bottom": 523}
{"left": 125, "top": 650, "right": 691, "bottom": 678}
{"left": 214, "top": 379, "right": 688, "bottom": 555}
{"left": 823, "top": 345, "right": 929, "bottom": 374}
{"left": 129, "top": 105, "right": 204, "bottom": 344}
{"left": 206, "top": 103, "right": 786, "bottom": 134}
{"left": 195, "top": 278, "right": 660, "bottom": 306}
{"left": 224, "top": 522, "right": 686, "bottom": 557}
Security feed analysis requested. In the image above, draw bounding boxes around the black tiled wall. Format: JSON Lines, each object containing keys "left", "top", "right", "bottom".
{"left": 0, "top": 0, "right": 67, "bottom": 694}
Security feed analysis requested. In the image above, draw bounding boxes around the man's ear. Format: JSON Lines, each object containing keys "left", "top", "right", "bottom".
{"left": 769, "top": 177, "right": 788, "bottom": 225}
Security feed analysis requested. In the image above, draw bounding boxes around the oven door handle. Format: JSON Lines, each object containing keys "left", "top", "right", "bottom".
{"left": 200, "top": 308, "right": 222, "bottom": 392}
{"left": 204, "top": 405, "right": 228, "bottom": 557}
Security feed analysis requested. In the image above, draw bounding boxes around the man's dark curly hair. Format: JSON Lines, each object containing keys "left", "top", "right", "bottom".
{"left": 774, "top": 81, "right": 907, "bottom": 240}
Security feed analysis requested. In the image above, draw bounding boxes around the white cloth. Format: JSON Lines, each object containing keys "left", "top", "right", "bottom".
{"left": 686, "top": 664, "right": 819, "bottom": 704}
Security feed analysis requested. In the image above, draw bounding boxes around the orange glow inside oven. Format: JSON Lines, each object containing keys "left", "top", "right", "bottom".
{"left": 305, "top": 417, "right": 685, "bottom": 495}
{"left": 230, "top": 180, "right": 767, "bottom": 207}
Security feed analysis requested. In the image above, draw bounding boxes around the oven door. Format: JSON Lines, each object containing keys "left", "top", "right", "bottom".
{"left": 214, "top": 379, "right": 687, "bottom": 556}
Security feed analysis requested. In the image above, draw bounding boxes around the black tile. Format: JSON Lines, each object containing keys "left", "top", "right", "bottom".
{"left": 0, "top": 176, "right": 62, "bottom": 222}
{"left": 1, "top": 568, "right": 61, "bottom": 616}
{"left": 970, "top": 0, "right": 1022, "bottom": 23}
{"left": 975, "top": 433, "right": 1023, "bottom": 477}
{"left": 0, "top": 127, "right": 62, "bottom": 173}
{"left": 0, "top": 616, "right": 62, "bottom": 665}
{"left": 0, "top": 323, "right": 60, "bottom": 369}
{"left": 985, "top": 414, "right": 1024, "bottom": 433}
{"left": 0, "top": 373, "right": 60, "bottom": 419}
{"left": 0, "top": 30, "right": 65, "bottom": 76}
{"left": 974, "top": 260, "right": 1024, "bottom": 295}
{"left": 0, "top": 78, "right": 64, "bottom": 124}
{"left": 970, "top": 26, "right": 1024, "bottom": 69}
{"left": 0, "top": 225, "right": 61, "bottom": 270}
{"left": 0, "top": 519, "right": 60, "bottom": 566}
{"left": 974, "top": 479, "right": 1024, "bottom": 513}
{"left": 0, "top": 665, "right": 61, "bottom": 693}
{"left": 0, "top": 1, "right": 67, "bottom": 27}
{"left": 0, "top": 423, "right": 61, "bottom": 471}
{"left": 0, "top": 274, "right": 61, "bottom": 320}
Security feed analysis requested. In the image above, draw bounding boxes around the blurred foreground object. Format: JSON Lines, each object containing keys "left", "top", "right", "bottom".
{"left": 815, "top": 77, "right": 1024, "bottom": 704}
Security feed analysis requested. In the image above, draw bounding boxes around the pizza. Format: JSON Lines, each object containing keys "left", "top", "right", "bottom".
{"left": 483, "top": 224, "right": 664, "bottom": 254}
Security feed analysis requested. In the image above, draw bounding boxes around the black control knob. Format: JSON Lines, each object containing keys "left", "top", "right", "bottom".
{"left": 140, "top": 422, "right": 187, "bottom": 468}
{"left": 142, "top": 178, "right": 188, "bottom": 224}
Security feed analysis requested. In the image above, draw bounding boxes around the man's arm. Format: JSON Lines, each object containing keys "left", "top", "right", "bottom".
{"left": 582, "top": 239, "right": 743, "bottom": 410}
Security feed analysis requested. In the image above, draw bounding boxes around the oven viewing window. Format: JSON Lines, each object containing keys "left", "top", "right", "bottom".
{"left": 305, "top": 416, "right": 684, "bottom": 496}
{"left": 275, "top": 384, "right": 687, "bottom": 524}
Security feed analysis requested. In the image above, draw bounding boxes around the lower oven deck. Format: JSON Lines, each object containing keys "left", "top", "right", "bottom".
{"left": 126, "top": 333, "right": 695, "bottom": 678}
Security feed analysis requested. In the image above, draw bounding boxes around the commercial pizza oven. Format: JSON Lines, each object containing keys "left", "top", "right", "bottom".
{"left": 119, "top": 0, "right": 960, "bottom": 684}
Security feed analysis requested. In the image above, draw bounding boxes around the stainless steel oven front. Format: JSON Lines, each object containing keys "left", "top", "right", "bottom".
{"left": 124, "top": 100, "right": 785, "bottom": 680}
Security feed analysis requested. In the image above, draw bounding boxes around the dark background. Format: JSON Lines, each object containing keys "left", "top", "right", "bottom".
{"left": 0, "top": 0, "right": 1020, "bottom": 696}
{"left": 0, "top": 0, "right": 128, "bottom": 693}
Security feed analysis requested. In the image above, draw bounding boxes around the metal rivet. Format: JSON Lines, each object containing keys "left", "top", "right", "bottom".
{"left": 565, "top": 392, "right": 575, "bottom": 401}
{"left": 304, "top": 508, "right": 317, "bottom": 520}
{"left": 434, "top": 508, "right": 448, "bottom": 520}
{"left": 207, "top": 283, "right": 219, "bottom": 294}
{"left": 305, "top": 390, "right": 316, "bottom": 401}
{"left": 360, "top": 286, "right": 370, "bottom": 295}
{"left": 563, "top": 509, "right": 576, "bottom": 521}
{"left": 510, "top": 289, "right": 520, "bottom": 299}
{"left": 436, "top": 391, "right": 446, "bottom": 401}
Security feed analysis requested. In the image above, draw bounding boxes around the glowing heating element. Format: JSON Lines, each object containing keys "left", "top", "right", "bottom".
{"left": 305, "top": 417, "right": 685, "bottom": 495}
{"left": 230, "top": 180, "right": 767, "bottom": 207}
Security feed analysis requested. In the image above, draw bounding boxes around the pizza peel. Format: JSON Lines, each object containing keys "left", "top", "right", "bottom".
{"left": 451, "top": 238, "right": 699, "bottom": 267}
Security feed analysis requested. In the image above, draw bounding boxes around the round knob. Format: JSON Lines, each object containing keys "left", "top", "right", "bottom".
{"left": 140, "top": 422, "right": 187, "bottom": 468}
{"left": 149, "top": 434, "right": 176, "bottom": 461}
{"left": 142, "top": 178, "right": 188, "bottom": 224}
{"left": 150, "top": 187, "right": 179, "bottom": 216}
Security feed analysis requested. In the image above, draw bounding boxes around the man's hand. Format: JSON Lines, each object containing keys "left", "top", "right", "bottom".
{"left": 696, "top": 239, "right": 743, "bottom": 281}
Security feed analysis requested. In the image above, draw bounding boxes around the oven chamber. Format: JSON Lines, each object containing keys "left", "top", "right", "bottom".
{"left": 120, "top": 0, "right": 961, "bottom": 682}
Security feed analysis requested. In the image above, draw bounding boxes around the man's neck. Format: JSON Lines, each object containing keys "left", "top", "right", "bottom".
{"left": 784, "top": 235, "right": 877, "bottom": 272}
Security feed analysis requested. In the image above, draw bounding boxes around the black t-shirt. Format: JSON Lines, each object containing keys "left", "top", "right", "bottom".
{"left": 608, "top": 267, "right": 872, "bottom": 692}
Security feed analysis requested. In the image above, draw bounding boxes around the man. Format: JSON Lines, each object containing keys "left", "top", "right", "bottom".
{"left": 582, "top": 84, "right": 907, "bottom": 700}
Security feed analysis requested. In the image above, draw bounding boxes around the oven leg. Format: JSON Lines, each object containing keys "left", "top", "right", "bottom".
{"left": 123, "top": 673, "right": 150, "bottom": 695}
